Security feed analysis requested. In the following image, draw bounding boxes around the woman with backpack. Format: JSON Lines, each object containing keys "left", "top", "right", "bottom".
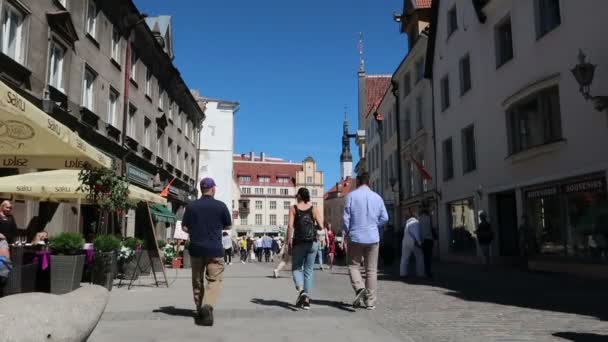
{"left": 287, "top": 188, "right": 322, "bottom": 310}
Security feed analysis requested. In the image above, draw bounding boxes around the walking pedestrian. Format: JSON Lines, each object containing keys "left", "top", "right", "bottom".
{"left": 222, "top": 232, "right": 233, "bottom": 265}
{"left": 255, "top": 237, "right": 263, "bottom": 262}
{"left": 400, "top": 208, "right": 424, "bottom": 278}
{"left": 419, "top": 206, "right": 434, "bottom": 278}
{"left": 476, "top": 211, "right": 494, "bottom": 271}
{"left": 239, "top": 238, "right": 248, "bottom": 263}
{"left": 182, "top": 177, "right": 231, "bottom": 326}
{"left": 273, "top": 240, "right": 291, "bottom": 278}
{"left": 315, "top": 224, "right": 327, "bottom": 270}
{"left": 326, "top": 223, "right": 336, "bottom": 270}
{"left": 288, "top": 187, "right": 322, "bottom": 310}
{"left": 262, "top": 234, "right": 273, "bottom": 262}
{"left": 343, "top": 172, "right": 388, "bottom": 310}
{"left": 271, "top": 237, "right": 280, "bottom": 262}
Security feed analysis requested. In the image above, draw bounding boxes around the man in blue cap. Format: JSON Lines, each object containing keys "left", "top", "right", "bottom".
{"left": 182, "top": 177, "right": 231, "bottom": 326}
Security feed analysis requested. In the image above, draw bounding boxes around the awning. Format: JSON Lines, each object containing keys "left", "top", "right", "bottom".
{"left": 0, "top": 169, "right": 166, "bottom": 205}
{"left": 149, "top": 204, "right": 177, "bottom": 223}
{"left": 0, "top": 80, "right": 112, "bottom": 169}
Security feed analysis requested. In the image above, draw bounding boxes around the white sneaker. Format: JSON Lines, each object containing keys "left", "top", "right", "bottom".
{"left": 273, "top": 269, "right": 278, "bottom": 278}
{"left": 241, "top": 261, "right": 246, "bottom": 264}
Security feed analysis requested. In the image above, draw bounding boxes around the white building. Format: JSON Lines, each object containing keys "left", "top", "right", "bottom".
{"left": 426, "top": 0, "right": 608, "bottom": 275}
{"left": 194, "top": 93, "right": 239, "bottom": 210}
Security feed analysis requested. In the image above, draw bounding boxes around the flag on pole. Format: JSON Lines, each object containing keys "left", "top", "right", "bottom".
{"left": 160, "top": 177, "right": 177, "bottom": 198}
{"left": 409, "top": 155, "right": 432, "bottom": 180}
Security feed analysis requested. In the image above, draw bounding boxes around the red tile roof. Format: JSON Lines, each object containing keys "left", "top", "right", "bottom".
{"left": 415, "top": 0, "right": 432, "bottom": 9}
{"left": 324, "top": 177, "right": 356, "bottom": 200}
{"left": 365, "top": 75, "right": 392, "bottom": 117}
{"left": 234, "top": 161, "right": 301, "bottom": 187}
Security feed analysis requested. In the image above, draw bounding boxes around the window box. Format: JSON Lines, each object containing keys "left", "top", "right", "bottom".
{"left": 156, "top": 156, "right": 164, "bottom": 168}
{"left": 105, "top": 123, "right": 121, "bottom": 141}
{"left": 80, "top": 106, "right": 99, "bottom": 130}
{"left": 166, "top": 163, "right": 174, "bottom": 173}
{"left": 141, "top": 146, "right": 153, "bottom": 161}
{"left": 0, "top": 52, "right": 31, "bottom": 85}
{"left": 48, "top": 85, "right": 68, "bottom": 111}
{"left": 125, "top": 136, "right": 138, "bottom": 151}
{"left": 176, "top": 169, "right": 183, "bottom": 178}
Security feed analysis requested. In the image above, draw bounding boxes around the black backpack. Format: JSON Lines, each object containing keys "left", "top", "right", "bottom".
{"left": 293, "top": 205, "right": 316, "bottom": 243}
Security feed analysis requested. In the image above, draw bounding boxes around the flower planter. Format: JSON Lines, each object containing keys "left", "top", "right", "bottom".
{"left": 171, "top": 257, "right": 182, "bottom": 269}
{"left": 182, "top": 249, "right": 191, "bottom": 269}
{"left": 50, "top": 254, "right": 85, "bottom": 294}
{"left": 120, "top": 250, "right": 142, "bottom": 280}
{"left": 92, "top": 251, "right": 117, "bottom": 291}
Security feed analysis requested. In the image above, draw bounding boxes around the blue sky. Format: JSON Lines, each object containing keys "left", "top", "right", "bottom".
{"left": 134, "top": 0, "right": 407, "bottom": 190}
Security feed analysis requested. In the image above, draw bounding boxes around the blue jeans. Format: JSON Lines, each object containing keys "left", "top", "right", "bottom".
{"left": 291, "top": 241, "right": 318, "bottom": 295}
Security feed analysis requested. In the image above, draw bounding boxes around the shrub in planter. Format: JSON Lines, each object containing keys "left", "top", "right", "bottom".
{"left": 49, "top": 233, "right": 85, "bottom": 294}
{"left": 157, "top": 240, "right": 167, "bottom": 249}
{"left": 118, "top": 238, "right": 144, "bottom": 280}
{"left": 162, "top": 244, "right": 176, "bottom": 264}
{"left": 92, "top": 235, "right": 120, "bottom": 290}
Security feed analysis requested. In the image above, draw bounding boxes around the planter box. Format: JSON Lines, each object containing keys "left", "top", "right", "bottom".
{"left": 120, "top": 250, "right": 142, "bottom": 280}
{"left": 92, "top": 251, "right": 117, "bottom": 291}
{"left": 182, "top": 249, "right": 191, "bottom": 269}
{"left": 50, "top": 254, "right": 85, "bottom": 295}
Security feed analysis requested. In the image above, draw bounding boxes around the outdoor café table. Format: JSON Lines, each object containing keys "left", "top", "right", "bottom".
{"left": 5, "top": 245, "right": 39, "bottom": 295}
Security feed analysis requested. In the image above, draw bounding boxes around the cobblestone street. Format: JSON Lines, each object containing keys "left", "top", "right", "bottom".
{"left": 89, "top": 261, "right": 608, "bottom": 342}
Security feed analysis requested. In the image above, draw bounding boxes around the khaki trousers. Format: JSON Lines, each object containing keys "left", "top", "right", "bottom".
{"left": 191, "top": 256, "right": 224, "bottom": 310}
{"left": 347, "top": 241, "right": 379, "bottom": 306}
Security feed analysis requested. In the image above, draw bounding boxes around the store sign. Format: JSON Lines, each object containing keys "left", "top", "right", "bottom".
{"left": 127, "top": 164, "right": 153, "bottom": 188}
{"left": 563, "top": 178, "right": 606, "bottom": 194}
{"left": 526, "top": 187, "right": 558, "bottom": 199}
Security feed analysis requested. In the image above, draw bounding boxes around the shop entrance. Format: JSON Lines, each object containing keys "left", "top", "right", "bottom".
{"left": 496, "top": 192, "right": 519, "bottom": 256}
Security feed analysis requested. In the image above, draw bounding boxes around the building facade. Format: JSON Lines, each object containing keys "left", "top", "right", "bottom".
{"left": 324, "top": 177, "right": 356, "bottom": 236}
{"left": 426, "top": 0, "right": 608, "bottom": 275}
{"left": 0, "top": 0, "right": 203, "bottom": 237}
{"left": 194, "top": 93, "right": 239, "bottom": 209}
{"left": 233, "top": 153, "right": 324, "bottom": 237}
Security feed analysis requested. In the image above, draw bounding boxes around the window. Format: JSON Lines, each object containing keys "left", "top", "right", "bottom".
{"left": 507, "top": 86, "right": 562, "bottom": 154}
{"left": 240, "top": 218, "right": 248, "bottom": 226}
{"left": 267, "top": 188, "right": 276, "bottom": 195}
{"left": 108, "top": 89, "right": 119, "bottom": 126}
{"left": 86, "top": 0, "right": 97, "bottom": 39}
{"left": 312, "top": 189, "right": 318, "bottom": 196}
{"left": 82, "top": 67, "right": 96, "bottom": 111}
{"left": 176, "top": 146, "right": 182, "bottom": 169}
{"left": 111, "top": 29, "right": 121, "bottom": 62}
{"left": 255, "top": 214, "right": 262, "bottom": 225}
{"left": 242, "top": 187, "right": 251, "bottom": 194}
{"left": 145, "top": 69, "right": 152, "bottom": 97}
{"left": 422, "top": 157, "right": 428, "bottom": 192}
{"left": 403, "top": 72, "right": 411, "bottom": 97}
{"left": 57, "top": 0, "right": 67, "bottom": 8}
{"left": 185, "top": 120, "right": 190, "bottom": 138}
{"left": 239, "top": 175, "right": 251, "bottom": 183}
{"left": 167, "top": 138, "right": 173, "bottom": 164}
{"left": 312, "top": 202, "right": 318, "bottom": 207}
{"left": 156, "top": 130, "right": 163, "bottom": 157}
{"left": 307, "top": 176, "right": 313, "bottom": 184}
{"left": 280, "top": 188, "right": 289, "bottom": 196}
{"left": 409, "top": 161, "right": 415, "bottom": 195}
{"left": 144, "top": 117, "right": 151, "bottom": 149}
{"left": 403, "top": 109, "right": 411, "bottom": 140}
{"left": 255, "top": 201, "right": 262, "bottom": 210}
{"left": 283, "top": 201, "right": 290, "bottom": 209}
{"left": 415, "top": 59, "right": 424, "bottom": 83}
{"left": 158, "top": 86, "right": 164, "bottom": 109}
{"left": 130, "top": 49, "right": 137, "bottom": 82}
{"left": 535, "top": 0, "right": 561, "bottom": 38}
{"left": 447, "top": 6, "right": 458, "bottom": 37}
{"left": 168, "top": 101, "right": 174, "bottom": 121}
{"left": 459, "top": 54, "right": 471, "bottom": 95}
{"left": 269, "top": 214, "right": 276, "bottom": 225}
{"left": 495, "top": 16, "right": 514, "bottom": 67}
{"left": 49, "top": 41, "right": 66, "bottom": 92}
{"left": 443, "top": 138, "right": 454, "bottom": 180}
{"left": 259, "top": 176, "right": 270, "bottom": 183}
{"left": 278, "top": 177, "right": 289, "bottom": 184}
{"left": 283, "top": 215, "right": 289, "bottom": 226}
{"left": 461, "top": 125, "right": 476, "bottom": 173}
{"left": 0, "top": 2, "right": 25, "bottom": 64}
{"left": 416, "top": 97, "right": 423, "bottom": 130}
{"left": 270, "top": 201, "right": 276, "bottom": 209}
{"left": 128, "top": 105, "right": 137, "bottom": 137}
{"left": 441, "top": 75, "right": 450, "bottom": 111}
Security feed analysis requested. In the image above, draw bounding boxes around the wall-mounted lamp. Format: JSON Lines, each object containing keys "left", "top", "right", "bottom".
{"left": 571, "top": 49, "right": 608, "bottom": 112}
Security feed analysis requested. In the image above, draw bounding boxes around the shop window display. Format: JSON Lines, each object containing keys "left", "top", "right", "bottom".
{"left": 449, "top": 199, "right": 477, "bottom": 254}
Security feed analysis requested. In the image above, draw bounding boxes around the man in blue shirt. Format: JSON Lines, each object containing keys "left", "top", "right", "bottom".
{"left": 182, "top": 177, "right": 231, "bottom": 326}
{"left": 261, "top": 234, "right": 273, "bottom": 262}
{"left": 343, "top": 172, "right": 388, "bottom": 310}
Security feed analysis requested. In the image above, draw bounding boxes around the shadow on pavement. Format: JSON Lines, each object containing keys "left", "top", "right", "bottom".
{"left": 250, "top": 298, "right": 298, "bottom": 311}
{"left": 153, "top": 306, "right": 195, "bottom": 318}
{"left": 378, "top": 262, "right": 608, "bottom": 321}
{"left": 312, "top": 299, "right": 357, "bottom": 312}
{"left": 553, "top": 332, "right": 608, "bottom": 341}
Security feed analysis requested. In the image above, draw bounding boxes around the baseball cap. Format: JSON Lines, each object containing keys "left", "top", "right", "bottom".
{"left": 200, "top": 177, "right": 216, "bottom": 189}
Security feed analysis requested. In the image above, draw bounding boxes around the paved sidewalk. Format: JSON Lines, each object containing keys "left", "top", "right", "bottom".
{"left": 89, "top": 261, "right": 608, "bottom": 342}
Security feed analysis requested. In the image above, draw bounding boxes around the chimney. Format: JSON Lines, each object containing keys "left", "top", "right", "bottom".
{"left": 249, "top": 151, "right": 255, "bottom": 161}
{"left": 261, "top": 152, "right": 266, "bottom": 161}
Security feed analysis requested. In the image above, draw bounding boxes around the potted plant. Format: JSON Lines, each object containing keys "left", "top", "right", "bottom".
{"left": 162, "top": 244, "right": 176, "bottom": 265}
{"left": 49, "top": 232, "right": 85, "bottom": 294}
{"left": 92, "top": 234, "right": 121, "bottom": 290}
{"left": 119, "top": 237, "right": 143, "bottom": 280}
{"left": 182, "top": 240, "right": 191, "bottom": 269}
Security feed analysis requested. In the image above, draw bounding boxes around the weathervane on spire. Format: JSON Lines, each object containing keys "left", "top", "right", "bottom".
{"left": 358, "top": 32, "right": 365, "bottom": 72}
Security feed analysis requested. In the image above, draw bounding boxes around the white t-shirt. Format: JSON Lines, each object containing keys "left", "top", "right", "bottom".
{"left": 222, "top": 235, "right": 232, "bottom": 250}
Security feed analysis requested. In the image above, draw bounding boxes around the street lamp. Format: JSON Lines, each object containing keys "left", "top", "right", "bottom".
{"left": 571, "top": 49, "right": 608, "bottom": 112}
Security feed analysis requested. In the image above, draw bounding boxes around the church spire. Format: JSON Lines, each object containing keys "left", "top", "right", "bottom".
{"left": 340, "top": 115, "right": 353, "bottom": 179}
{"left": 358, "top": 32, "right": 365, "bottom": 73}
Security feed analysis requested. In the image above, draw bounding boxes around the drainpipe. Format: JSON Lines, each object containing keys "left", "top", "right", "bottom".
{"left": 391, "top": 81, "right": 404, "bottom": 224}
